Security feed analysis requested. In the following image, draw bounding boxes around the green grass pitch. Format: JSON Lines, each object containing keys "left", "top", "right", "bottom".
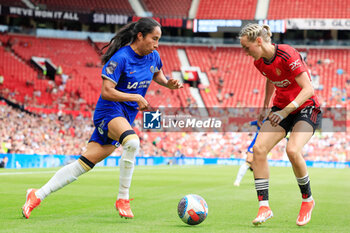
{"left": 0, "top": 165, "right": 349, "bottom": 233}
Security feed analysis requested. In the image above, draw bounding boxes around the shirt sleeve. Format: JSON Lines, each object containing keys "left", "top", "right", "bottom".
{"left": 101, "top": 56, "right": 125, "bottom": 85}
{"left": 153, "top": 50, "right": 163, "bottom": 72}
{"left": 284, "top": 47, "right": 307, "bottom": 79}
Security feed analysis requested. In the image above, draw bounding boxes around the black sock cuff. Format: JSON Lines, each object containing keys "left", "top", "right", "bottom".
{"left": 119, "top": 130, "right": 136, "bottom": 144}
{"left": 79, "top": 156, "right": 95, "bottom": 169}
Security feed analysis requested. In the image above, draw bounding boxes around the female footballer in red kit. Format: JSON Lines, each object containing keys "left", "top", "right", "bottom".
{"left": 239, "top": 24, "right": 321, "bottom": 226}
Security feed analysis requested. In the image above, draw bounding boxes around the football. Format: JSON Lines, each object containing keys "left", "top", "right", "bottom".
{"left": 177, "top": 194, "right": 208, "bottom": 225}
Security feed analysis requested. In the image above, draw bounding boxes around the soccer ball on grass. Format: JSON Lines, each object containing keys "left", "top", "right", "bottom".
{"left": 177, "top": 194, "right": 208, "bottom": 225}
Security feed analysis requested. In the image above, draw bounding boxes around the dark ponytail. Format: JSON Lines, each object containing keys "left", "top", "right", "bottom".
{"left": 101, "top": 18, "right": 161, "bottom": 65}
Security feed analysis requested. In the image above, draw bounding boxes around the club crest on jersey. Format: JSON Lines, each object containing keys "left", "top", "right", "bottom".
{"left": 275, "top": 68, "right": 281, "bottom": 76}
{"left": 150, "top": 66, "right": 159, "bottom": 73}
{"left": 106, "top": 61, "right": 117, "bottom": 75}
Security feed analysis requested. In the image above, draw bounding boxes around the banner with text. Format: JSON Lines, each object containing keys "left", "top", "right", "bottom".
{"left": 0, "top": 5, "right": 188, "bottom": 28}
{"left": 287, "top": 18, "right": 350, "bottom": 30}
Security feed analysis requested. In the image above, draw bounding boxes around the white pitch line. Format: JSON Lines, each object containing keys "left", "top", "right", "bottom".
{"left": 0, "top": 170, "right": 57, "bottom": 176}
{"left": 0, "top": 168, "right": 117, "bottom": 176}
{"left": 0, "top": 165, "right": 217, "bottom": 176}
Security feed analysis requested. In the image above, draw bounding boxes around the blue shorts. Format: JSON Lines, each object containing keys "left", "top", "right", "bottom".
{"left": 89, "top": 102, "right": 138, "bottom": 146}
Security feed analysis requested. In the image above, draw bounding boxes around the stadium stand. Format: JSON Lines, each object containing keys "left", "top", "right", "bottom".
{"left": 1, "top": 34, "right": 102, "bottom": 112}
{"left": 186, "top": 46, "right": 349, "bottom": 108}
{"left": 186, "top": 46, "right": 267, "bottom": 107}
{"left": 34, "top": 0, "right": 134, "bottom": 15}
{"left": 307, "top": 49, "right": 349, "bottom": 107}
{"left": 268, "top": 0, "right": 349, "bottom": 19}
{"left": 0, "top": 0, "right": 26, "bottom": 7}
{"left": 141, "top": 0, "right": 192, "bottom": 18}
{"left": 1, "top": 34, "right": 197, "bottom": 113}
{"left": 157, "top": 45, "right": 182, "bottom": 76}
{"left": 196, "top": 0, "right": 258, "bottom": 19}
{"left": 2, "top": 34, "right": 348, "bottom": 113}
{"left": 0, "top": 45, "right": 38, "bottom": 104}
{"left": 10, "top": 35, "right": 101, "bottom": 68}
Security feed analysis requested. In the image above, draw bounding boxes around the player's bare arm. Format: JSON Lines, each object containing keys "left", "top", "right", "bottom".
{"left": 153, "top": 69, "right": 183, "bottom": 89}
{"left": 270, "top": 72, "right": 314, "bottom": 126}
{"left": 101, "top": 78, "right": 149, "bottom": 110}
{"left": 258, "top": 79, "right": 275, "bottom": 126}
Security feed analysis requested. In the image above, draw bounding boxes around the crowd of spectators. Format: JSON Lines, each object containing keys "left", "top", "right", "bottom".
{"left": 1, "top": 103, "right": 349, "bottom": 162}
{"left": 0, "top": 104, "right": 92, "bottom": 155}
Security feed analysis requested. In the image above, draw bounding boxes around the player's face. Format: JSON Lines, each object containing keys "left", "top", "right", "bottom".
{"left": 240, "top": 36, "right": 262, "bottom": 60}
{"left": 140, "top": 26, "right": 161, "bottom": 55}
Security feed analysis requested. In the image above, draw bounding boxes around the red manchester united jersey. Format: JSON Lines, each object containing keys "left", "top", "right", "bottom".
{"left": 254, "top": 44, "right": 319, "bottom": 111}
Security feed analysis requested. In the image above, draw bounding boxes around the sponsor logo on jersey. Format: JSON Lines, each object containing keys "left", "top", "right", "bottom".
{"left": 269, "top": 79, "right": 291, "bottom": 87}
{"left": 127, "top": 82, "right": 138, "bottom": 89}
{"left": 127, "top": 80, "right": 152, "bottom": 89}
{"left": 289, "top": 59, "right": 301, "bottom": 71}
{"left": 106, "top": 61, "right": 117, "bottom": 75}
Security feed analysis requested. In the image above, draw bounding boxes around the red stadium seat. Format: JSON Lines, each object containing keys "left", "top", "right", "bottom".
{"left": 196, "top": 0, "right": 258, "bottom": 19}
{"left": 141, "top": 0, "right": 192, "bottom": 18}
{"left": 36, "top": 0, "right": 134, "bottom": 15}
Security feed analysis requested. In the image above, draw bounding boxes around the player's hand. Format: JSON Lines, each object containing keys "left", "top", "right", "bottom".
{"left": 268, "top": 110, "right": 288, "bottom": 127}
{"left": 257, "top": 108, "right": 268, "bottom": 127}
{"left": 136, "top": 94, "right": 150, "bottom": 111}
{"left": 166, "top": 79, "right": 183, "bottom": 89}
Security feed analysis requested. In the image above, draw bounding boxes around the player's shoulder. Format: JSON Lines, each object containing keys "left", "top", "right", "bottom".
{"left": 277, "top": 44, "right": 294, "bottom": 51}
{"left": 149, "top": 49, "right": 161, "bottom": 59}
{"left": 277, "top": 44, "right": 299, "bottom": 57}
{"left": 108, "top": 47, "right": 129, "bottom": 65}
{"left": 113, "top": 46, "right": 129, "bottom": 59}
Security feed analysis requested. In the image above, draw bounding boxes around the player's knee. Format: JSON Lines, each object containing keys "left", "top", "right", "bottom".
{"left": 253, "top": 144, "right": 268, "bottom": 157}
{"left": 286, "top": 145, "right": 301, "bottom": 162}
{"left": 252, "top": 145, "right": 268, "bottom": 166}
{"left": 246, "top": 152, "right": 253, "bottom": 163}
{"left": 120, "top": 130, "right": 140, "bottom": 163}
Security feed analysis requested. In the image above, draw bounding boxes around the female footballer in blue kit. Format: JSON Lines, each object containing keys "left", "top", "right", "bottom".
{"left": 22, "top": 18, "right": 183, "bottom": 219}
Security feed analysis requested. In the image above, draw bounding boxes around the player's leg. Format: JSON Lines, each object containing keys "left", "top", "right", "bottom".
{"left": 246, "top": 151, "right": 253, "bottom": 169}
{"left": 286, "top": 121, "right": 315, "bottom": 226}
{"left": 252, "top": 121, "right": 285, "bottom": 225}
{"left": 108, "top": 117, "right": 140, "bottom": 219}
{"left": 234, "top": 152, "right": 253, "bottom": 186}
{"left": 22, "top": 142, "right": 115, "bottom": 219}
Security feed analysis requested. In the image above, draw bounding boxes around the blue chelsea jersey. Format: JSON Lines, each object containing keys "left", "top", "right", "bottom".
{"left": 97, "top": 45, "right": 163, "bottom": 109}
